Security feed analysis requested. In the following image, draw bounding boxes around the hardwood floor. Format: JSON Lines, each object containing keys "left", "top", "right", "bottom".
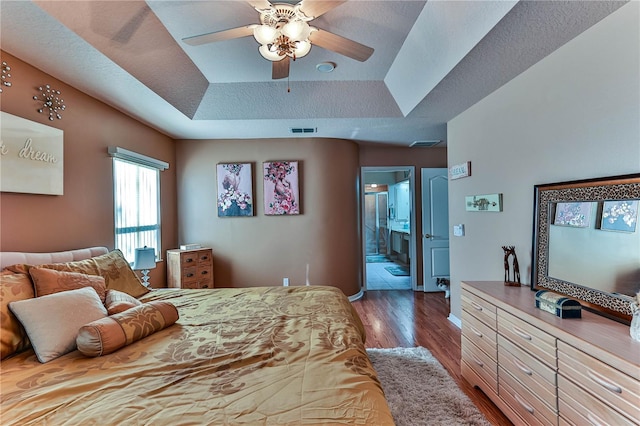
{"left": 352, "top": 290, "right": 513, "bottom": 426}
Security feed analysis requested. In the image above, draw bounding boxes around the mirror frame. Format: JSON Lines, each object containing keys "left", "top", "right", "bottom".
{"left": 531, "top": 173, "right": 640, "bottom": 322}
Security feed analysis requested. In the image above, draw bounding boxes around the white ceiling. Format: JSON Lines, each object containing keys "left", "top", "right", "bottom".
{"left": 0, "top": 1, "right": 626, "bottom": 146}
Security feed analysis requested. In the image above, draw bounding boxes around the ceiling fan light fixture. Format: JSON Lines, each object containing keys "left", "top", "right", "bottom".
{"left": 282, "top": 20, "right": 311, "bottom": 41}
{"left": 259, "top": 44, "right": 284, "bottom": 61}
{"left": 294, "top": 40, "right": 312, "bottom": 58}
{"left": 254, "top": 25, "right": 278, "bottom": 45}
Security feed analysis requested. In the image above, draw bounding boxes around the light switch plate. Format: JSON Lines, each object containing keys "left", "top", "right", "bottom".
{"left": 465, "top": 193, "right": 503, "bottom": 212}
{"left": 453, "top": 224, "right": 465, "bottom": 237}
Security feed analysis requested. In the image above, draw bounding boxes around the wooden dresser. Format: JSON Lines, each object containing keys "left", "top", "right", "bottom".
{"left": 461, "top": 281, "right": 639, "bottom": 426}
{"left": 166, "top": 248, "right": 214, "bottom": 289}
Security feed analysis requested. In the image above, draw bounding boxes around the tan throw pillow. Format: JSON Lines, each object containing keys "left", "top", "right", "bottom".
{"left": 39, "top": 249, "right": 149, "bottom": 298}
{"left": 29, "top": 267, "right": 107, "bottom": 304}
{"left": 0, "top": 273, "right": 35, "bottom": 359}
{"left": 9, "top": 287, "right": 108, "bottom": 363}
{"left": 76, "top": 301, "right": 179, "bottom": 357}
{"left": 105, "top": 289, "right": 142, "bottom": 315}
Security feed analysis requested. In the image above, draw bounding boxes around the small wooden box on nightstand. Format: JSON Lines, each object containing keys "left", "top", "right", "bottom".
{"left": 166, "top": 248, "right": 214, "bottom": 289}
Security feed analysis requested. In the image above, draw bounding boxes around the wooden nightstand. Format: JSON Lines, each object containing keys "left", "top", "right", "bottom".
{"left": 166, "top": 248, "right": 214, "bottom": 289}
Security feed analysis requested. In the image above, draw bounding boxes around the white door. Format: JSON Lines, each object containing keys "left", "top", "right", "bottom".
{"left": 421, "top": 168, "right": 449, "bottom": 292}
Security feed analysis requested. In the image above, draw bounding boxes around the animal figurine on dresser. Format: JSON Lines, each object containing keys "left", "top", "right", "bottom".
{"left": 437, "top": 278, "right": 450, "bottom": 298}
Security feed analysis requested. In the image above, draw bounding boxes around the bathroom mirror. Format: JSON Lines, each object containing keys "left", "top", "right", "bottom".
{"left": 531, "top": 173, "right": 640, "bottom": 323}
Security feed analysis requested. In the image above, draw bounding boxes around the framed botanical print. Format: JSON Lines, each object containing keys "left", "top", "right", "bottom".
{"left": 216, "top": 163, "right": 253, "bottom": 217}
{"left": 263, "top": 161, "right": 300, "bottom": 215}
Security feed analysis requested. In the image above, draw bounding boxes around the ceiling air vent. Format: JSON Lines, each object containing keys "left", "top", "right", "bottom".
{"left": 409, "top": 140, "right": 442, "bottom": 148}
{"left": 290, "top": 127, "right": 317, "bottom": 134}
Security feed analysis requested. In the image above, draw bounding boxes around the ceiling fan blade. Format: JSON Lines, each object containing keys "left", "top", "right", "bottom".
{"left": 113, "top": 5, "right": 150, "bottom": 43}
{"left": 309, "top": 29, "right": 374, "bottom": 62}
{"left": 247, "top": 0, "right": 272, "bottom": 10}
{"left": 298, "top": 1, "right": 346, "bottom": 19}
{"left": 272, "top": 56, "right": 290, "bottom": 80}
{"left": 183, "top": 25, "right": 256, "bottom": 46}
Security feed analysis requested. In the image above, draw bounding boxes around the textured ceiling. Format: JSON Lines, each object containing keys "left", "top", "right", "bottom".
{"left": 0, "top": 1, "right": 627, "bottom": 146}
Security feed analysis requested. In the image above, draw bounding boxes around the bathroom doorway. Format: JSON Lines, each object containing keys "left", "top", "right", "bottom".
{"left": 361, "top": 167, "right": 416, "bottom": 291}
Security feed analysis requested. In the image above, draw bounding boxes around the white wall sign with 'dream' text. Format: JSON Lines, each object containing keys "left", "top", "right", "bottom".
{"left": 0, "top": 112, "right": 64, "bottom": 195}
{"left": 449, "top": 161, "right": 471, "bottom": 180}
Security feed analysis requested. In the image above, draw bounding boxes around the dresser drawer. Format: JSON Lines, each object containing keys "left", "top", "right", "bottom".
{"left": 182, "top": 278, "right": 213, "bottom": 290}
{"left": 462, "top": 308, "right": 497, "bottom": 360}
{"left": 498, "top": 309, "right": 556, "bottom": 368}
{"left": 558, "top": 341, "right": 639, "bottom": 422}
{"left": 558, "top": 375, "right": 637, "bottom": 426}
{"left": 499, "top": 366, "right": 557, "bottom": 426}
{"left": 462, "top": 336, "right": 498, "bottom": 395}
{"left": 462, "top": 290, "right": 497, "bottom": 329}
{"left": 498, "top": 334, "right": 556, "bottom": 412}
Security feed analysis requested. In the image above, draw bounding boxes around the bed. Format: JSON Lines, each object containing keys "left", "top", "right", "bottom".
{"left": 0, "top": 247, "right": 394, "bottom": 425}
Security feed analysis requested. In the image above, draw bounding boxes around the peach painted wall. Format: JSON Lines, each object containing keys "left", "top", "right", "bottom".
{"left": 359, "top": 146, "right": 448, "bottom": 286}
{"left": 0, "top": 51, "right": 178, "bottom": 287}
{"left": 175, "top": 138, "right": 361, "bottom": 297}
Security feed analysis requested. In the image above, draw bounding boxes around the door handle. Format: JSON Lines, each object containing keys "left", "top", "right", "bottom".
{"left": 424, "top": 234, "right": 432, "bottom": 238}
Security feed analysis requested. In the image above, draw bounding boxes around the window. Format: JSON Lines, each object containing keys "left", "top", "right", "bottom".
{"left": 110, "top": 147, "right": 168, "bottom": 264}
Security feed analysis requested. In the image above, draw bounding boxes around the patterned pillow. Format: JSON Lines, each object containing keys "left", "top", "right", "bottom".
{"left": 0, "top": 273, "right": 35, "bottom": 359}
{"left": 29, "top": 267, "right": 107, "bottom": 304}
{"left": 76, "top": 301, "right": 178, "bottom": 357}
{"left": 105, "top": 289, "right": 142, "bottom": 315}
{"left": 9, "top": 287, "right": 108, "bottom": 363}
{"left": 36, "top": 250, "right": 149, "bottom": 298}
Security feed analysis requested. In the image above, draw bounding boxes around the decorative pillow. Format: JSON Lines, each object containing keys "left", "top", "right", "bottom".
{"left": 37, "top": 249, "right": 149, "bottom": 298}
{"left": 29, "top": 267, "right": 107, "bottom": 304}
{"left": 105, "top": 289, "right": 142, "bottom": 315}
{"left": 9, "top": 287, "right": 108, "bottom": 363}
{"left": 0, "top": 273, "right": 35, "bottom": 359}
{"left": 76, "top": 301, "right": 179, "bottom": 357}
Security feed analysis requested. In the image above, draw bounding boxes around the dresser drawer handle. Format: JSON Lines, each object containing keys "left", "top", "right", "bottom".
{"left": 513, "top": 392, "right": 534, "bottom": 414}
{"left": 586, "top": 412, "right": 606, "bottom": 426}
{"left": 513, "top": 357, "right": 532, "bottom": 376}
{"left": 201, "top": 256, "right": 209, "bottom": 261}
{"left": 471, "top": 301, "right": 483, "bottom": 311}
{"left": 512, "top": 325, "right": 532, "bottom": 341}
{"left": 186, "top": 273, "right": 194, "bottom": 278}
{"left": 587, "top": 370, "right": 622, "bottom": 394}
{"left": 201, "top": 270, "right": 208, "bottom": 275}
{"left": 470, "top": 326, "right": 483, "bottom": 338}
{"left": 472, "top": 355, "right": 484, "bottom": 368}
{"left": 185, "top": 258, "right": 194, "bottom": 263}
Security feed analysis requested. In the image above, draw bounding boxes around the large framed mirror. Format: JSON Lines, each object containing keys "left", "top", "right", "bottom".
{"left": 531, "top": 173, "right": 640, "bottom": 323}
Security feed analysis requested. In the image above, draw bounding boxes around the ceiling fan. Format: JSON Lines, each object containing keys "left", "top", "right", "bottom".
{"left": 182, "top": 0, "right": 374, "bottom": 80}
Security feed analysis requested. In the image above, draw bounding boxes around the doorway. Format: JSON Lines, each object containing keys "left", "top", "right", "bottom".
{"left": 361, "top": 167, "right": 416, "bottom": 291}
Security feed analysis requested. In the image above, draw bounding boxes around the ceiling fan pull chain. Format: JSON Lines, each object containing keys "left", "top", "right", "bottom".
{"left": 287, "top": 74, "right": 290, "bottom": 93}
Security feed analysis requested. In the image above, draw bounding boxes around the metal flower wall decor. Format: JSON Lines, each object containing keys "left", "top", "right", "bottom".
{"left": 33, "top": 84, "right": 66, "bottom": 120}
{"left": 0, "top": 61, "right": 12, "bottom": 93}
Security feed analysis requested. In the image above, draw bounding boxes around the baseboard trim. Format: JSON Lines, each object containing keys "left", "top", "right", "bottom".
{"left": 349, "top": 288, "right": 365, "bottom": 302}
{"left": 448, "top": 313, "right": 461, "bottom": 329}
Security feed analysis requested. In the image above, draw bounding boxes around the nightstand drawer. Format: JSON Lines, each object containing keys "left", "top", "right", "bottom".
{"left": 167, "top": 248, "right": 214, "bottom": 289}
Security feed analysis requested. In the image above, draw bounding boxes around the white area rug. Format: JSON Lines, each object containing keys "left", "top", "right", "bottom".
{"left": 367, "top": 347, "right": 491, "bottom": 426}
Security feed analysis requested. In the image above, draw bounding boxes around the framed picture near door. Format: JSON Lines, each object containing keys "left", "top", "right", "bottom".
{"left": 263, "top": 161, "right": 300, "bottom": 215}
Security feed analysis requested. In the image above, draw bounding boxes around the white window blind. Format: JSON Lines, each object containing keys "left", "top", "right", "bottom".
{"left": 110, "top": 148, "right": 167, "bottom": 264}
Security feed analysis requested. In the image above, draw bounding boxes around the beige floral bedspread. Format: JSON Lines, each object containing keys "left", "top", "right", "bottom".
{"left": 1, "top": 286, "right": 394, "bottom": 425}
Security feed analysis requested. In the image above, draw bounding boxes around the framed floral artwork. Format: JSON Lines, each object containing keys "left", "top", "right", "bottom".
{"left": 263, "top": 161, "right": 300, "bottom": 215}
{"left": 553, "top": 202, "right": 592, "bottom": 227}
{"left": 216, "top": 163, "right": 253, "bottom": 217}
{"left": 600, "top": 200, "right": 638, "bottom": 232}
